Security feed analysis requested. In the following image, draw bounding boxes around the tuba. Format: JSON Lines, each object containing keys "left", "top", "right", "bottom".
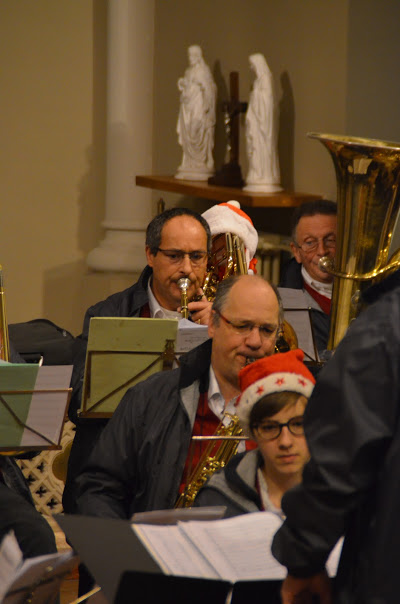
{"left": 308, "top": 133, "right": 400, "bottom": 349}
{"left": 0, "top": 265, "right": 10, "bottom": 362}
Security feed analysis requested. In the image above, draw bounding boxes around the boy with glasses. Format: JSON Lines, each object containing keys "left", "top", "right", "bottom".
{"left": 194, "top": 349, "right": 314, "bottom": 518}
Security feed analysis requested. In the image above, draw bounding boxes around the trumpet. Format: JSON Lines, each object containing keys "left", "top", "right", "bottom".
{"left": 177, "top": 277, "right": 191, "bottom": 319}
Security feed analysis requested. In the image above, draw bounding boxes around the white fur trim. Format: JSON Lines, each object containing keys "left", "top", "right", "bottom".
{"left": 202, "top": 202, "right": 258, "bottom": 266}
{"left": 236, "top": 372, "right": 314, "bottom": 436}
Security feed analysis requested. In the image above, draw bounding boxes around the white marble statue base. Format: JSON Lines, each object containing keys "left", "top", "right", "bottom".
{"left": 175, "top": 168, "right": 214, "bottom": 181}
{"left": 243, "top": 182, "right": 283, "bottom": 193}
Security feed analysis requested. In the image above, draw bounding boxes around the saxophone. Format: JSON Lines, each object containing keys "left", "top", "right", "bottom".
{"left": 175, "top": 413, "right": 246, "bottom": 508}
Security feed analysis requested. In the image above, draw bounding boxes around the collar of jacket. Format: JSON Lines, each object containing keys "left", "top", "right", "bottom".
{"left": 178, "top": 338, "right": 212, "bottom": 392}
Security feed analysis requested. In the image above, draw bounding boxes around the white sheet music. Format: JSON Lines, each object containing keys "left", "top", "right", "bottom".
{"left": 176, "top": 319, "right": 210, "bottom": 353}
{"left": 133, "top": 511, "right": 343, "bottom": 582}
{"left": 20, "top": 365, "right": 73, "bottom": 447}
{"left": 133, "top": 524, "right": 218, "bottom": 579}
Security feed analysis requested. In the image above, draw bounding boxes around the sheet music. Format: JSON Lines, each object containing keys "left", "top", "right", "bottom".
{"left": 176, "top": 319, "right": 210, "bottom": 353}
{"left": 180, "top": 512, "right": 285, "bottom": 581}
{"left": 5, "top": 550, "right": 78, "bottom": 604}
{"left": 133, "top": 524, "right": 219, "bottom": 579}
{"left": 133, "top": 511, "right": 343, "bottom": 582}
{"left": 20, "top": 365, "right": 73, "bottom": 447}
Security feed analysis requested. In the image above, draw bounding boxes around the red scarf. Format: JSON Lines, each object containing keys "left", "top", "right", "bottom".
{"left": 303, "top": 281, "right": 331, "bottom": 315}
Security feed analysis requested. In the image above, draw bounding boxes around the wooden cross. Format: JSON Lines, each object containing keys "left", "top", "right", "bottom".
{"left": 209, "top": 71, "right": 247, "bottom": 187}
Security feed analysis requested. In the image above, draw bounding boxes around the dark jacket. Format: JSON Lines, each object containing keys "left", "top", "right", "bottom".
{"left": 63, "top": 266, "right": 152, "bottom": 513}
{"left": 76, "top": 339, "right": 212, "bottom": 519}
{"left": 194, "top": 449, "right": 264, "bottom": 518}
{"left": 279, "top": 258, "right": 331, "bottom": 354}
{"left": 272, "top": 268, "right": 400, "bottom": 604}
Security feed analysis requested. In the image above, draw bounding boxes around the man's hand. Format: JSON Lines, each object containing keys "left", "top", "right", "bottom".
{"left": 187, "top": 288, "right": 212, "bottom": 325}
{"left": 281, "top": 571, "right": 332, "bottom": 604}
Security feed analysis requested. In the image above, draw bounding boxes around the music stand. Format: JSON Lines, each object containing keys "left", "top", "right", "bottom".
{"left": 80, "top": 318, "right": 179, "bottom": 418}
{"left": 0, "top": 364, "right": 72, "bottom": 452}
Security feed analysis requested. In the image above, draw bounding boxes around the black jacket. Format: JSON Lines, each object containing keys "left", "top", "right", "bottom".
{"left": 76, "top": 339, "right": 212, "bottom": 519}
{"left": 272, "top": 268, "right": 400, "bottom": 604}
{"left": 279, "top": 258, "right": 331, "bottom": 354}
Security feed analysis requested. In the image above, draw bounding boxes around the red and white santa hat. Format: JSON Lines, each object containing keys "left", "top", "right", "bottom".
{"left": 235, "top": 349, "right": 315, "bottom": 436}
{"left": 202, "top": 201, "right": 258, "bottom": 272}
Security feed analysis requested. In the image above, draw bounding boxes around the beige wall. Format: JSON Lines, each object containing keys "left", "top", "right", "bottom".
{"left": 0, "top": 0, "right": 108, "bottom": 333}
{"left": 1, "top": 0, "right": 400, "bottom": 335}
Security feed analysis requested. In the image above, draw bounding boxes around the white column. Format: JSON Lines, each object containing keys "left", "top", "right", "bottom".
{"left": 87, "top": 0, "right": 154, "bottom": 272}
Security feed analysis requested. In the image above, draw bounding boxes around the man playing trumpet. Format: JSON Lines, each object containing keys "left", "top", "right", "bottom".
{"left": 63, "top": 208, "right": 213, "bottom": 514}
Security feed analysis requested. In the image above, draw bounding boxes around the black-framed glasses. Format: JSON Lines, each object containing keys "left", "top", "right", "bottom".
{"left": 214, "top": 309, "right": 278, "bottom": 341}
{"left": 295, "top": 235, "right": 336, "bottom": 253}
{"left": 156, "top": 248, "right": 208, "bottom": 266}
{"left": 253, "top": 416, "right": 304, "bottom": 441}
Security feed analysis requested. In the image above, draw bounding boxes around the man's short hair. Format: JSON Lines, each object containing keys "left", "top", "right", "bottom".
{"left": 291, "top": 199, "right": 337, "bottom": 241}
{"left": 146, "top": 208, "right": 212, "bottom": 254}
{"left": 211, "top": 275, "right": 284, "bottom": 327}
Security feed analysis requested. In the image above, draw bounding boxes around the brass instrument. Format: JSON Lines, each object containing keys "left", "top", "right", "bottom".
{"left": 176, "top": 413, "right": 246, "bottom": 508}
{"left": 0, "top": 264, "right": 10, "bottom": 362}
{"left": 309, "top": 133, "right": 400, "bottom": 349}
{"left": 177, "top": 277, "right": 190, "bottom": 319}
{"left": 203, "top": 232, "right": 247, "bottom": 302}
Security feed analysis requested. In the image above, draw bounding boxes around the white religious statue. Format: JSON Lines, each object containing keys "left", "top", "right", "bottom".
{"left": 175, "top": 45, "right": 217, "bottom": 180}
{"left": 244, "top": 53, "right": 282, "bottom": 192}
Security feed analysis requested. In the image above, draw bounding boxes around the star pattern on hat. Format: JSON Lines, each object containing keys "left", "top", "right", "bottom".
{"left": 256, "top": 386, "right": 264, "bottom": 395}
{"left": 275, "top": 377, "right": 285, "bottom": 386}
{"left": 298, "top": 378, "right": 307, "bottom": 386}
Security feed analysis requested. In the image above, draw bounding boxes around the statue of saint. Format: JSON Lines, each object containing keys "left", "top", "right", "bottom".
{"left": 244, "top": 53, "right": 282, "bottom": 192}
{"left": 175, "top": 45, "right": 217, "bottom": 181}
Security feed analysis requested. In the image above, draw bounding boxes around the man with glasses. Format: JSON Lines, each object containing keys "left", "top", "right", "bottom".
{"left": 63, "top": 208, "right": 213, "bottom": 517}
{"left": 76, "top": 274, "right": 282, "bottom": 523}
{"left": 280, "top": 200, "right": 337, "bottom": 354}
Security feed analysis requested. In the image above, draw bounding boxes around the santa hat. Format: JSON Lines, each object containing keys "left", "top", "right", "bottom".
{"left": 235, "top": 349, "right": 315, "bottom": 436}
{"left": 202, "top": 201, "right": 258, "bottom": 272}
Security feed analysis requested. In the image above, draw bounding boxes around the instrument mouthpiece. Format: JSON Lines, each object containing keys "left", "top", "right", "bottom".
{"left": 177, "top": 277, "right": 191, "bottom": 291}
{"left": 319, "top": 255, "right": 334, "bottom": 274}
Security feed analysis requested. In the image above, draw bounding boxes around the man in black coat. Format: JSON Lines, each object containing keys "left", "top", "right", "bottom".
{"left": 272, "top": 268, "right": 400, "bottom": 604}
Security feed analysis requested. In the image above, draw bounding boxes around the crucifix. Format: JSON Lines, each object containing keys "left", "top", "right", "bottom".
{"left": 208, "top": 71, "right": 248, "bottom": 188}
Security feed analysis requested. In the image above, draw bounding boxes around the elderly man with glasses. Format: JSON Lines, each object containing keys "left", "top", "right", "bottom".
{"left": 280, "top": 200, "right": 337, "bottom": 355}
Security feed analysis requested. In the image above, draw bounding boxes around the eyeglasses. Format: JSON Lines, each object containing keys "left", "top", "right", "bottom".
{"left": 253, "top": 416, "right": 304, "bottom": 441}
{"left": 156, "top": 248, "right": 208, "bottom": 266}
{"left": 214, "top": 309, "right": 278, "bottom": 341}
{"left": 295, "top": 236, "right": 336, "bottom": 253}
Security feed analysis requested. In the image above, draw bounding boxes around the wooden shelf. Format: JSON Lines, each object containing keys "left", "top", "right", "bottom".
{"left": 136, "top": 175, "right": 321, "bottom": 208}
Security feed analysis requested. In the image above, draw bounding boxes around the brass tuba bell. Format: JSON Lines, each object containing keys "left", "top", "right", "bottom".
{"left": 308, "top": 133, "right": 400, "bottom": 349}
